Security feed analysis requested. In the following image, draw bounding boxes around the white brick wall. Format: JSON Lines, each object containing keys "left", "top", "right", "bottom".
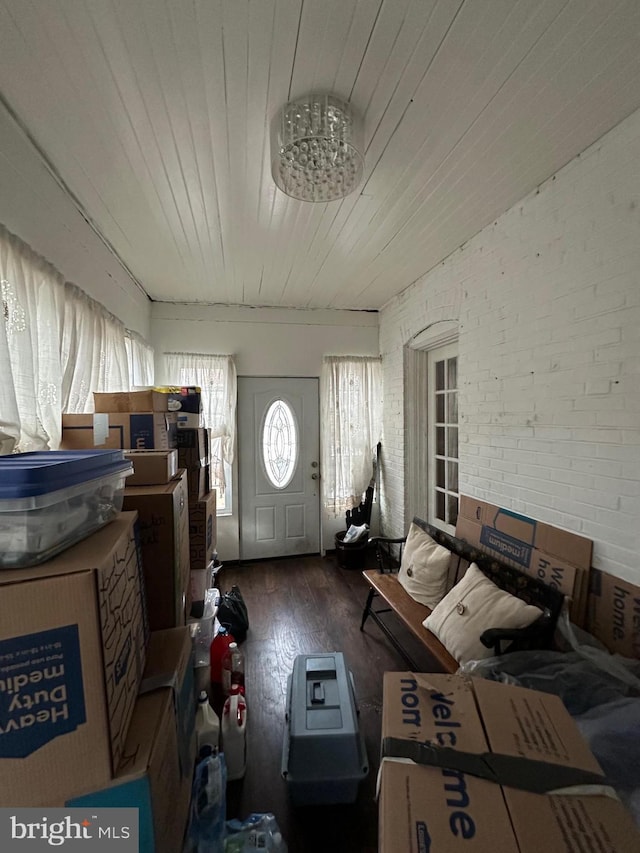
{"left": 379, "top": 108, "right": 640, "bottom": 584}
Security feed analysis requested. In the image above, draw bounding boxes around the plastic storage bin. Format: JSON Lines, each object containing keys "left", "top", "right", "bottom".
{"left": 0, "top": 450, "right": 133, "bottom": 568}
{"left": 281, "top": 652, "right": 368, "bottom": 805}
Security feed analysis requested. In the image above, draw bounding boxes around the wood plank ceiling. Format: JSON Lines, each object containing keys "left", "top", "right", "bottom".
{"left": 0, "top": 0, "right": 639, "bottom": 310}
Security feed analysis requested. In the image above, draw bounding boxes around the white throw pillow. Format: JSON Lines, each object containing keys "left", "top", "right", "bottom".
{"left": 397, "top": 523, "right": 452, "bottom": 609}
{"left": 422, "top": 563, "right": 543, "bottom": 664}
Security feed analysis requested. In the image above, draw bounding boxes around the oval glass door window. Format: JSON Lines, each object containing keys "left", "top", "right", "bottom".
{"left": 262, "top": 399, "right": 298, "bottom": 488}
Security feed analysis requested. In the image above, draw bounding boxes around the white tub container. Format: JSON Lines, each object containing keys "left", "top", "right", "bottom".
{"left": 0, "top": 450, "right": 133, "bottom": 568}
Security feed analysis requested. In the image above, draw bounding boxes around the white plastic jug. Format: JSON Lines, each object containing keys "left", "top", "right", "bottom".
{"left": 222, "top": 689, "right": 247, "bottom": 781}
{"left": 195, "top": 689, "right": 220, "bottom": 757}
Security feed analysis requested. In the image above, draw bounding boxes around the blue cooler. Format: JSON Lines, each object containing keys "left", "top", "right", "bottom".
{"left": 282, "top": 652, "right": 369, "bottom": 805}
{"left": 0, "top": 450, "right": 133, "bottom": 568}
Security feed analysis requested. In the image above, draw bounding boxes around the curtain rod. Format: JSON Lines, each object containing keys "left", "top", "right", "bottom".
{"left": 164, "top": 351, "right": 233, "bottom": 358}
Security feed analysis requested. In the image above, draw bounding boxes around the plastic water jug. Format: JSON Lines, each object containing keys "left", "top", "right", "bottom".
{"left": 222, "top": 688, "right": 247, "bottom": 781}
{"left": 221, "top": 641, "right": 245, "bottom": 697}
{"left": 195, "top": 690, "right": 220, "bottom": 757}
{"left": 210, "top": 625, "right": 235, "bottom": 686}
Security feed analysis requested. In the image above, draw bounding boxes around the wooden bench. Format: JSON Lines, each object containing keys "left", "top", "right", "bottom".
{"left": 360, "top": 518, "right": 565, "bottom": 672}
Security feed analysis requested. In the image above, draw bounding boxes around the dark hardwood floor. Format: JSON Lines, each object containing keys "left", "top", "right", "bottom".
{"left": 211, "top": 550, "right": 448, "bottom": 853}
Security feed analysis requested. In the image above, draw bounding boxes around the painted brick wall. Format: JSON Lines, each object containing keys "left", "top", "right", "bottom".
{"left": 379, "top": 108, "right": 640, "bottom": 584}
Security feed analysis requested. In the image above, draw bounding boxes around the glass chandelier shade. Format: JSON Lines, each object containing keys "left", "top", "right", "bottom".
{"left": 270, "top": 94, "right": 364, "bottom": 202}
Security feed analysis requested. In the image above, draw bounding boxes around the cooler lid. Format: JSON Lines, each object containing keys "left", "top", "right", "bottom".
{"left": 0, "top": 450, "right": 131, "bottom": 498}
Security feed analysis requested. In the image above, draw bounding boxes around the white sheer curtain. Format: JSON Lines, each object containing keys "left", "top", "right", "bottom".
{"left": 125, "top": 330, "right": 155, "bottom": 387}
{"left": 321, "top": 355, "right": 382, "bottom": 517}
{"left": 163, "top": 352, "right": 237, "bottom": 501}
{"left": 1, "top": 225, "right": 154, "bottom": 452}
{"left": 61, "top": 283, "right": 130, "bottom": 413}
{"left": 0, "top": 226, "right": 65, "bottom": 452}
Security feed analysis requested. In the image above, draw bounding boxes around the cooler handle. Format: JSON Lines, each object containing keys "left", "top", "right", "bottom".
{"left": 311, "top": 681, "right": 325, "bottom": 704}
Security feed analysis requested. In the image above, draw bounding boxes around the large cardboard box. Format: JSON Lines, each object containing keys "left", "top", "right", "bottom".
{"left": 188, "top": 490, "right": 217, "bottom": 572}
{"left": 186, "top": 463, "right": 211, "bottom": 505}
{"left": 0, "top": 512, "right": 147, "bottom": 806}
{"left": 94, "top": 390, "right": 169, "bottom": 413}
{"left": 177, "top": 427, "right": 210, "bottom": 467}
{"left": 61, "top": 412, "right": 178, "bottom": 451}
{"left": 124, "top": 449, "right": 178, "bottom": 486}
{"left": 457, "top": 496, "right": 592, "bottom": 625}
{"left": 122, "top": 471, "right": 191, "bottom": 632}
{"left": 66, "top": 627, "right": 196, "bottom": 853}
{"left": 379, "top": 672, "right": 639, "bottom": 853}
{"left": 587, "top": 568, "right": 640, "bottom": 659}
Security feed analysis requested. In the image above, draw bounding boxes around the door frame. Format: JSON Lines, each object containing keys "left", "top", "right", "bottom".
{"left": 237, "top": 375, "right": 321, "bottom": 561}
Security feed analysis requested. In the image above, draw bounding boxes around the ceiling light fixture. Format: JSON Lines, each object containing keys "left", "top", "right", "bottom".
{"left": 270, "top": 93, "right": 364, "bottom": 202}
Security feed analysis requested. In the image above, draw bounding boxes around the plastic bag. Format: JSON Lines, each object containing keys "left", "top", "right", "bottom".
{"left": 574, "top": 697, "right": 640, "bottom": 827}
{"left": 184, "top": 750, "right": 227, "bottom": 853}
{"left": 224, "top": 813, "right": 287, "bottom": 852}
{"left": 459, "top": 609, "right": 640, "bottom": 716}
{"left": 217, "top": 585, "right": 249, "bottom": 643}
{"left": 343, "top": 523, "right": 369, "bottom": 543}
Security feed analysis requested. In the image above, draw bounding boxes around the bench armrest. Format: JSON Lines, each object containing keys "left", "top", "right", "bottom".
{"left": 480, "top": 611, "right": 554, "bottom": 656}
{"left": 368, "top": 537, "right": 407, "bottom": 546}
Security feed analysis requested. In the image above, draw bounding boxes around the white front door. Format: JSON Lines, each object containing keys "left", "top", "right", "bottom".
{"left": 238, "top": 377, "right": 320, "bottom": 560}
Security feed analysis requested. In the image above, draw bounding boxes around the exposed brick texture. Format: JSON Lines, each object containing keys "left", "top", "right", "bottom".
{"left": 379, "top": 109, "right": 640, "bottom": 584}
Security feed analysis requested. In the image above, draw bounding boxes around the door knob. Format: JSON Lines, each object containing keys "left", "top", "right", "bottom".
{"left": 311, "top": 472, "right": 320, "bottom": 480}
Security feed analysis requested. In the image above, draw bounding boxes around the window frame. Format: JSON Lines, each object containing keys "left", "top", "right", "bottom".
{"left": 427, "top": 342, "right": 459, "bottom": 533}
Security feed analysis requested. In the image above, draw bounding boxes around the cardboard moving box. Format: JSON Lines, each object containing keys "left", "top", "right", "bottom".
{"left": 379, "top": 672, "right": 639, "bottom": 853}
{"left": 124, "top": 449, "right": 178, "bottom": 486}
{"left": 457, "top": 496, "right": 592, "bottom": 626}
{"left": 94, "top": 390, "right": 170, "bottom": 413}
{"left": 122, "top": 471, "right": 191, "bottom": 632}
{"left": 587, "top": 568, "right": 640, "bottom": 659}
{"left": 189, "top": 490, "right": 217, "bottom": 572}
{"left": 177, "top": 428, "right": 209, "bottom": 467}
{"left": 0, "top": 512, "right": 147, "bottom": 806}
{"left": 61, "top": 412, "right": 177, "bottom": 451}
{"left": 67, "top": 627, "right": 196, "bottom": 853}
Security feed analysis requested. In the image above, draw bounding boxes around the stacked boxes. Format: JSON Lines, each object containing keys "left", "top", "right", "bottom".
{"left": 61, "top": 412, "right": 178, "bottom": 451}
{"left": 0, "top": 512, "right": 148, "bottom": 806}
{"left": 123, "top": 449, "right": 178, "bottom": 486}
{"left": 122, "top": 471, "right": 191, "bottom": 632}
{"left": 66, "top": 627, "right": 196, "bottom": 853}
{"left": 94, "top": 386, "right": 202, "bottom": 429}
{"left": 0, "top": 445, "right": 199, "bottom": 848}
{"left": 379, "top": 672, "right": 640, "bottom": 852}
{"left": 177, "top": 428, "right": 217, "bottom": 614}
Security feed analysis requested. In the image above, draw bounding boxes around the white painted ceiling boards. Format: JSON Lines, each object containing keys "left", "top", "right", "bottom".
{"left": 1, "top": 0, "right": 639, "bottom": 310}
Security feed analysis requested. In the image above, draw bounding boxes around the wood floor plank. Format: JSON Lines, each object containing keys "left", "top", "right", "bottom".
{"left": 216, "top": 554, "right": 418, "bottom": 853}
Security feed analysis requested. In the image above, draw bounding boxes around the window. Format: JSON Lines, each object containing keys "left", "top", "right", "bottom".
{"left": 428, "top": 343, "right": 459, "bottom": 530}
{"left": 163, "top": 352, "right": 236, "bottom": 515}
{"left": 320, "top": 355, "right": 382, "bottom": 516}
{"left": 262, "top": 398, "right": 298, "bottom": 488}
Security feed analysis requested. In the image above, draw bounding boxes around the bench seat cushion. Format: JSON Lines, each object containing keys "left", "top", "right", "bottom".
{"left": 423, "top": 563, "right": 543, "bottom": 664}
{"left": 397, "top": 522, "right": 451, "bottom": 609}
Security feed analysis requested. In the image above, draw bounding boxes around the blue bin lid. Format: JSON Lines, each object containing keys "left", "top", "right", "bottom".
{"left": 0, "top": 450, "right": 132, "bottom": 499}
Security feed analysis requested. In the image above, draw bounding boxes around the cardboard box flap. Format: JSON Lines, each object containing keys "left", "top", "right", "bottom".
{"left": 471, "top": 677, "right": 603, "bottom": 776}
{"left": 459, "top": 496, "right": 592, "bottom": 569}
{"left": 505, "top": 787, "right": 640, "bottom": 853}
{"left": 140, "top": 627, "right": 192, "bottom": 695}
{"left": 382, "top": 672, "right": 489, "bottom": 752}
